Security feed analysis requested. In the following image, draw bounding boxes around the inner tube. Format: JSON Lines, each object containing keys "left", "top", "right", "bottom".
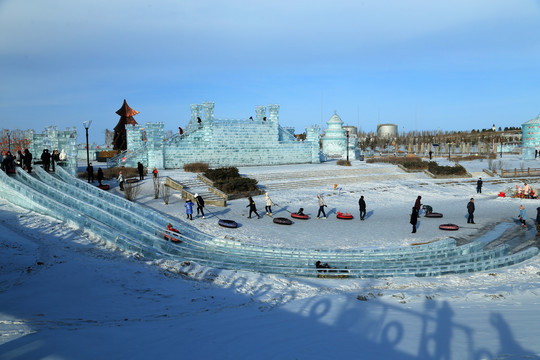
{"left": 337, "top": 212, "right": 354, "bottom": 220}
{"left": 273, "top": 217, "right": 292, "bottom": 225}
{"left": 425, "top": 212, "right": 443, "bottom": 218}
{"left": 291, "top": 213, "right": 309, "bottom": 220}
{"left": 439, "top": 223, "right": 459, "bottom": 231}
{"left": 97, "top": 184, "right": 110, "bottom": 190}
{"left": 126, "top": 178, "right": 139, "bottom": 184}
{"left": 218, "top": 219, "right": 238, "bottom": 228}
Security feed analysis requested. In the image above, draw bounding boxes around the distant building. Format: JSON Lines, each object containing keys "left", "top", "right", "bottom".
{"left": 522, "top": 114, "right": 540, "bottom": 160}
{"left": 377, "top": 123, "right": 398, "bottom": 138}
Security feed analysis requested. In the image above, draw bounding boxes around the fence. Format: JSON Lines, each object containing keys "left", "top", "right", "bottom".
{"left": 500, "top": 168, "right": 540, "bottom": 178}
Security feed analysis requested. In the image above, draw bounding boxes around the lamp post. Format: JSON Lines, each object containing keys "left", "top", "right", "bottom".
{"left": 346, "top": 131, "right": 350, "bottom": 162}
{"left": 83, "top": 120, "right": 92, "bottom": 169}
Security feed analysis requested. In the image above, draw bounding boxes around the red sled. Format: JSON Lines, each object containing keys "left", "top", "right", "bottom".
{"left": 97, "top": 184, "right": 110, "bottom": 190}
{"left": 291, "top": 213, "right": 309, "bottom": 220}
{"left": 498, "top": 192, "right": 506, "bottom": 197}
{"left": 337, "top": 212, "right": 353, "bottom": 220}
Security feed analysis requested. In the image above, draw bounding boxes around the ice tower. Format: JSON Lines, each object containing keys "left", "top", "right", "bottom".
{"left": 321, "top": 112, "right": 358, "bottom": 159}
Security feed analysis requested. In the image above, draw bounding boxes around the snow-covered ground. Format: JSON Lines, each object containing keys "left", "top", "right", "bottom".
{"left": 1, "top": 155, "right": 540, "bottom": 359}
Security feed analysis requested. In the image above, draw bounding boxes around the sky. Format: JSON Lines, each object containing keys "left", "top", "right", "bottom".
{"left": 1, "top": 0, "right": 540, "bottom": 144}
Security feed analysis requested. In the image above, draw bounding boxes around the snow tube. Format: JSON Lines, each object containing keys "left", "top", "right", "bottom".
{"left": 164, "top": 234, "right": 182, "bottom": 242}
{"left": 291, "top": 213, "right": 309, "bottom": 220}
{"left": 218, "top": 219, "right": 238, "bottom": 228}
{"left": 126, "top": 178, "right": 139, "bottom": 184}
{"left": 425, "top": 212, "right": 443, "bottom": 218}
{"left": 273, "top": 217, "right": 292, "bottom": 225}
{"left": 498, "top": 192, "right": 506, "bottom": 197}
{"left": 97, "top": 184, "right": 110, "bottom": 190}
{"left": 336, "top": 212, "right": 354, "bottom": 220}
{"left": 439, "top": 223, "right": 459, "bottom": 231}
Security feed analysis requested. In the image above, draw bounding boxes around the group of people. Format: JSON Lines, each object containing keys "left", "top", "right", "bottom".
{"left": 1, "top": 148, "right": 35, "bottom": 174}
{"left": 515, "top": 182, "right": 538, "bottom": 199}
{"left": 184, "top": 193, "right": 205, "bottom": 220}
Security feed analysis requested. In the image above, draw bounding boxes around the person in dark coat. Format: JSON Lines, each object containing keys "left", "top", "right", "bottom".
{"left": 51, "top": 150, "right": 60, "bottom": 172}
{"left": 414, "top": 196, "right": 422, "bottom": 212}
{"left": 97, "top": 168, "right": 104, "bottom": 186}
{"left": 246, "top": 196, "right": 260, "bottom": 219}
{"left": 359, "top": 196, "right": 366, "bottom": 220}
{"left": 23, "top": 149, "right": 32, "bottom": 173}
{"left": 86, "top": 163, "right": 94, "bottom": 183}
{"left": 476, "top": 177, "right": 483, "bottom": 194}
{"left": 2, "top": 151, "right": 15, "bottom": 172}
{"left": 195, "top": 193, "right": 205, "bottom": 218}
{"left": 410, "top": 206, "right": 419, "bottom": 233}
{"left": 137, "top": 162, "right": 144, "bottom": 180}
{"left": 467, "top": 198, "right": 475, "bottom": 224}
{"left": 536, "top": 207, "right": 540, "bottom": 236}
{"left": 41, "top": 149, "right": 51, "bottom": 172}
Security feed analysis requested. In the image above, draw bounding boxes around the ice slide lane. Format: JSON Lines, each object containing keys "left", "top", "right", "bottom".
{"left": 1, "top": 168, "right": 539, "bottom": 278}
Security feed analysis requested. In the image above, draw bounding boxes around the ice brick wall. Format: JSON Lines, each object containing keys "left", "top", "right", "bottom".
{"left": 123, "top": 103, "right": 322, "bottom": 169}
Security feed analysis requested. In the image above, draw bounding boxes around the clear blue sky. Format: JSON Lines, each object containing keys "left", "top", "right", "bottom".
{"left": 1, "top": 0, "right": 539, "bottom": 144}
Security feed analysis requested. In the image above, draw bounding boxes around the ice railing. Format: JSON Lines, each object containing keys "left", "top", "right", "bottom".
{"left": 2, "top": 168, "right": 538, "bottom": 278}
{"left": 106, "top": 143, "right": 148, "bottom": 168}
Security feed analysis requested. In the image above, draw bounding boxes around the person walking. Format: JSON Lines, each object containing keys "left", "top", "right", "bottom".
{"left": 246, "top": 196, "right": 260, "bottom": 219}
{"left": 518, "top": 205, "right": 527, "bottom": 229}
{"left": 117, "top": 170, "right": 125, "bottom": 191}
{"left": 86, "top": 162, "right": 94, "bottom": 183}
{"left": 264, "top": 192, "right": 273, "bottom": 216}
{"left": 467, "top": 198, "right": 475, "bottom": 224}
{"left": 414, "top": 196, "right": 422, "bottom": 214}
{"left": 152, "top": 167, "right": 158, "bottom": 178}
{"left": 51, "top": 150, "right": 60, "bottom": 172}
{"left": 317, "top": 193, "right": 327, "bottom": 219}
{"left": 137, "top": 162, "right": 145, "bottom": 180}
{"left": 41, "top": 149, "right": 51, "bottom": 172}
{"left": 23, "top": 148, "right": 32, "bottom": 173}
{"left": 195, "top": 193, "right": 205, "bottom": 218}
{"left": 535, "top": 207, "right": 540, "bottom": 236}
{"left": 410, "top": 206, "right": 419, "bottom": 233}
{"left": 185, "top": 199, "right": 194, "bottom": 220}
{"left": 359, "top": 195, "right": 366, "bottom": 220}
{"left": 97, "top": 168, "right": 104, "bottom": 186}
{"left": 476, "top": 177, "right": 483, "bottom": 194}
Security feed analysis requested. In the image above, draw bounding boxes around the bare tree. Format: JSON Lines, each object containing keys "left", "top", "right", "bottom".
{"left": 124, "top": 181, "right": 141, "bottom": 202}
{"left": 153, "top": 175, "right": 160, "bottom": 199}
{"left": 161, "top": 182, "right": 171, "bottom": 205}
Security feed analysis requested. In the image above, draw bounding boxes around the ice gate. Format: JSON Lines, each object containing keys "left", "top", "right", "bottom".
{"left": 108, "top": 102, "right": 323, "bottom": 169}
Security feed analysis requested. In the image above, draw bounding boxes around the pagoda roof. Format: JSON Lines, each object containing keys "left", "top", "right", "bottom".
{"left": 116, "top": 99, "right": 140, "bottom": 117}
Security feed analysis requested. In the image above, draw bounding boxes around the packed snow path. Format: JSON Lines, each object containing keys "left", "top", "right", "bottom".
{"left": 0, "top": 164, "right": 538, "bottom": 279}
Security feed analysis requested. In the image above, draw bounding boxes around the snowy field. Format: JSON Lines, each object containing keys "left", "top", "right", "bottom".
{"left": 1, "top": 155, "right": 540, "bottom": 359}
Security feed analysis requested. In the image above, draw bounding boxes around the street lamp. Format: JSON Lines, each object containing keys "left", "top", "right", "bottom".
{"left": 83, "top": 120, "right": 92, "bottom": 169}
{"left": 346, "top": 131, "right": 350, "bottom": 162}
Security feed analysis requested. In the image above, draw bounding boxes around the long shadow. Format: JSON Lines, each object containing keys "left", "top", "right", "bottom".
{"left": 364, "top": 210, "right": 375, "bottom": 220}
{"left": 1, "top": 207, "right": 539, "bottom": 359}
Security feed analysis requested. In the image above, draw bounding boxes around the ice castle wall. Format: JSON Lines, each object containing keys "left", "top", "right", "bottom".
{"left": 123, "top": 103, "right": 322, "bottom": 169}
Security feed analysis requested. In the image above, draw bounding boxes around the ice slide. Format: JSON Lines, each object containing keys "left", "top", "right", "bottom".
{"left": 0, "top": 167, "right": 538, "bottom": 278}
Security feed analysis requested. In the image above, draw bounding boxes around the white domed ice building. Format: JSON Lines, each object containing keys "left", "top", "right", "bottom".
{"left": 321, "top": 112, "right": 358, "bottom": 160}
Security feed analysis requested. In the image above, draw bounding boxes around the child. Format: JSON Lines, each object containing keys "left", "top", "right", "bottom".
{"left": 519, "top": 205, "right": 527, "bottom": 229}
{"left": 246, "top": 196, "right": 260, "bottom": 219}
{"left": 297, "top": 207, "right": 305, "bottom": 216}
{"left": 185, "top": 199, "right": 193, "bottom": 220}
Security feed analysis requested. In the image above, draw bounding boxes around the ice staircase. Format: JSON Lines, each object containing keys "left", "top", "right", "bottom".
{"left": 0, "top": 167, "right": 538, "bottom": 278}
{"left": 251, "top": 167, "right": 421, "bottom": 191}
